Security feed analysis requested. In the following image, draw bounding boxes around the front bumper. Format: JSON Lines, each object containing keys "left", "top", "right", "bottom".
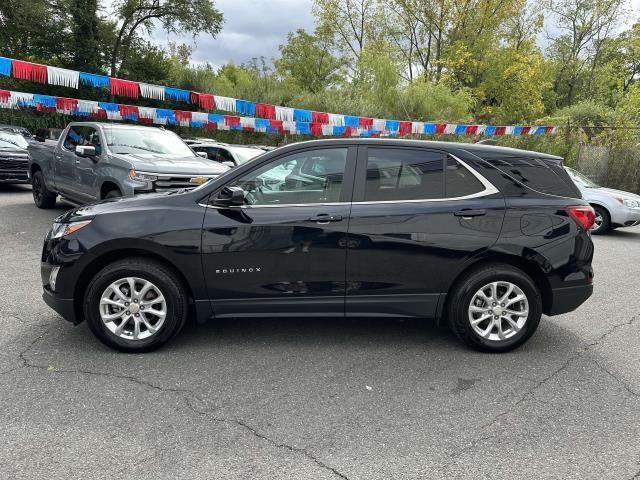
{"left": 611, "top": 206, "right": 640, "bottom": 228}
{"left": 546, "top": 284, "right": 594, "bottom": 316}
{"left": 42, "top": 286, "right": 76, "bottom": 323}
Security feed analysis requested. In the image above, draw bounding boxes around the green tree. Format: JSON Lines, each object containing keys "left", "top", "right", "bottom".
{"left": 109, "top": 0, "right": 224, "bottom": 77}
{"left": 69, "top": 0, "right": 102, "bottom": 72}
{"left": 275, "top": 29, "right": 343, "bottom": 93}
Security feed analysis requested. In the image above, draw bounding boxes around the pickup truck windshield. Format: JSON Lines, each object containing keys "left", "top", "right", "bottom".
{"left": 0, "top": 131, "right": 28, "bottom": 150}
{"left": 104, "top": 127, "right": 194, "bottom": 156}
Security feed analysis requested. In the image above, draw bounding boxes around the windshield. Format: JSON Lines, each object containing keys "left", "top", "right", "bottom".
{"left": 232, "top": 147, "right": 264, "bottom": 164}
{"left": 0, "top": 131, "right": 28, "bottom": 150}
{"left": 565, "top": 166, "right": 600, "bottom": 188}
{"left": 105, "top": 126, "right": 194, "bottom": 156}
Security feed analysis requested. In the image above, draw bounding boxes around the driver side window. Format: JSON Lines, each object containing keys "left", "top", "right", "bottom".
{"left": 227, "top": 148, "right": 348, "bottom": 206}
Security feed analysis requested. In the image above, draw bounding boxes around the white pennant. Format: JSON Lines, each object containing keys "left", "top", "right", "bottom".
{"left": 139, "top": 83, "right": 165, "bottom": 101}
{"left": 46, "top": 66, "right": 79, "bottom": 89}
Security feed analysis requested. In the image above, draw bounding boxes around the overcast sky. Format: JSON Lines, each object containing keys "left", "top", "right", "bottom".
{"left": 149, "top": 0, "right": 640, "bottom": 69}
{"left": 151, "top": 0, "right": 315, "bottom": 68}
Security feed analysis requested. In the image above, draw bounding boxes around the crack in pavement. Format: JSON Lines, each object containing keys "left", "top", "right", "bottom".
{"left": 591, "top": 359, "right": 640, "bottom": 397}
{"left": 442, "top": 314, "right": 639, "bottom": 467}
{"left": 12, "top": 329, "right": 351, "bottom": 480}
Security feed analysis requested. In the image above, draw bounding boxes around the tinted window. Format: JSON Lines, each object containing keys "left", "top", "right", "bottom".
{"left": 63, "top": 126, "right": 102, "bottom": 155}
{"left": 365, "top": 148, "right": 444, "bottom": 201}
{"left": 478, "top": 153, "right": 580, "bottom": 198}
{"left": 228, "top": 148, "right": 348, "bottom": 205}
{"left": 445, "top": 157, "right": 484, "bottom": 197}
{"left": 192, "top": 146, "right": 219, "bottom": 161}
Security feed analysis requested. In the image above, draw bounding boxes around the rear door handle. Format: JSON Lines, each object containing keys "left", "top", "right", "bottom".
{"left": 454, "top": 209, "right": 486, "bottom": 218}
{"left": 308, "top": 214, "right": 343, "bottom": 224}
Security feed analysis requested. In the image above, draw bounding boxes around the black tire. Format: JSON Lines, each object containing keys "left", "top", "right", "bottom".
{"left": 84, "top": 257, "right": 188, "bottom": 353}
{"left": 32, "top": 170, "right": 57, "bottom": 209}
{"left": 591, "top": 205, "right": 610, "bottom": 235}
{"left": 447, "top": 264, "right": 542, "bottom": 353}
{"left": 104, "top": 188, "right": 122, "bottom": 199}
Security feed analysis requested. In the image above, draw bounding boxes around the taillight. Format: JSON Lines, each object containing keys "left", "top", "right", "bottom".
{"left": 567, "top": 206, "right": 595, "bottom": 231}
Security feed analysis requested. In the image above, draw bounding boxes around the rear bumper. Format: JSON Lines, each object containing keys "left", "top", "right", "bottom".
{"left": 42, "top": 287, "right": 77, "bottom": 324}
{"left": 545, "top": 284, "right": 593, "bottom": 316}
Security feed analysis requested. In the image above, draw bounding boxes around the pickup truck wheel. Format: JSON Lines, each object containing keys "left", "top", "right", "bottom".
{"left": 447, "top": 264, "right": 542, "bottom": 353}
{"left": 32, "top": 171, "right": 57, "bottom": 209}
{"left": 104, "top": 189, "right": 122, "bottom": 199}
{"left": 84, "top": 258, "right": 188, "bottom": 353}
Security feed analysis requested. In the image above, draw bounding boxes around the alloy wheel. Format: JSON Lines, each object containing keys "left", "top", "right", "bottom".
{"left": 99, "top": 277, "right": 167, "bottom": 340}
{"left": 468, "top": 281, "right": 529, "bottom": 342}
{"left": 591, "top": 212, "right": 604, "bottom": 232}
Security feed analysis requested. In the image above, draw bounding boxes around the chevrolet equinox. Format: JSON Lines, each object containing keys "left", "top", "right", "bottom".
{"left": 41, "top": 139, "right": 595, "bottom": 353}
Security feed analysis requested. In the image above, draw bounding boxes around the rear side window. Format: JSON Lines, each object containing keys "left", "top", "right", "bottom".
{"left": 365, "top": 148, "right": 444, "bottom": 201}
{"left": 479, "top": 154, "right": 580, "bottom": 198}
{"left": 445, "top": 157, "right": 484, "bottom": 197}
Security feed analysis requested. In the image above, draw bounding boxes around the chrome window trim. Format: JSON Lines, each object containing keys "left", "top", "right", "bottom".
{"left": 201, "top": 153, "right": 499, "bottom": 209}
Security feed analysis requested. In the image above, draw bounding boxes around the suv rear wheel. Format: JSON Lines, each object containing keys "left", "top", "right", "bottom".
{"left": 84, "top": 258, "right": 188, "bottom": 352}
{"left": 32, "top": 171, "right": 57, "bottom": 209}
{"left": 447, "top": 264, "right": 542, "bottom": 352}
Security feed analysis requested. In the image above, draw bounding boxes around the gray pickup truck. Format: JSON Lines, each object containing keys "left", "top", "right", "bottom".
{"left": 28, "top": 122, "right": 230, "bottom": 208}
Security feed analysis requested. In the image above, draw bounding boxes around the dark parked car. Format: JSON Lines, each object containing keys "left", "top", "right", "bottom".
{"left": 41, "top": 139, "right": 595, "bottom": 353}
{"left": 0, "top": 129, "right": 30, "bottom": 183}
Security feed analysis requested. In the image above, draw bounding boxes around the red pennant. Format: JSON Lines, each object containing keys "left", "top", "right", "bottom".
{"left": 12, "top": 60, "right": 47, "bottom": 83}
{"left": 312, "top": 111, "right": 329, "bottom": 124}
{"left": 494, "top": 126, "right": 506, "bottom": 136}
{"left": 119, "top": 104, "right": 139, "bottom": 118}
{"left": 520, "top": 126, "right": 530, "bottom": 135}
{"left": 205, "top": 122, "right": 218, "bottom": 130}
{"left": 310, "top": 122, "right": 323, "bottom": 136}
{"left": 466, "top": 125, "right": 478, "bottom": 135}
{"left": 269, "top": 119, "right": 283, "bottom": 131}
{"left": 174, "top": 110, "right": 192, "bottom": 123}
{"left": 399, "top": 121, "right": 412, "bottom": 136}
{"left": 358, "top": 117, "right": 373, "bottom": 129}
{"left": 191, "top": 92, "right": 214, "bottom": 111}
{"left": 110, "top": 78, "right": 139, "bottom": 98}
{"left": 0, "top": 90, "right": 10, "bottom": 102}
{"left": 257, "top": 103, "right": 276, "bottom": 119}
{"left": 225, "top": 115, "right": 240, "bottom": 127}
{"left": 56, "top": 97, "right": 77, "bottom": 113}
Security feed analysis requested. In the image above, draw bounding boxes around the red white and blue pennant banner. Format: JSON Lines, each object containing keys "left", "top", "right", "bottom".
{"left": 0, "top": 89, "right": 558, "bottom": 137}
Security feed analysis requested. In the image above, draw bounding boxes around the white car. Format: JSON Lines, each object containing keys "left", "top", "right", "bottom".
{"left": 190, "top": 143, "right": 264, "bottom": 167}
{"left": 565, "top": 166, "right": 640, "bottom": 234}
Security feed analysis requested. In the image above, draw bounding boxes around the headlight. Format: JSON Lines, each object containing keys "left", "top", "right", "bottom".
{"left": 51, "top": 220, "right": 92, "bottom": 239}
{"left": 129, "top": 170, "right": 158, "bottom": 182}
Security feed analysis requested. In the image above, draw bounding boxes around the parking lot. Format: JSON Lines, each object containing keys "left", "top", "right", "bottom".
{"left": 0, "top": 183, "right": 639, "bottom": 480}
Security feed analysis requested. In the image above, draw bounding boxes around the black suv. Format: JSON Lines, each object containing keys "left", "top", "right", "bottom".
{"left": 41, "top": 139, "right": 595, "bottom": 353}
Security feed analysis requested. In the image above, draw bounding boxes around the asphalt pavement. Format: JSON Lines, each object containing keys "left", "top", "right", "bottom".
{"left": 1, "top": 183, "right": 639, "bottom": 480}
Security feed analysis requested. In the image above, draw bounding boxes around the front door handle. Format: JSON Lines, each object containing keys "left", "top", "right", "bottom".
{"left": 308, "top": 214, "right": 343, "bottom": 224}
{"left": 454, "top": 209, "right": 486, "bottom": 218}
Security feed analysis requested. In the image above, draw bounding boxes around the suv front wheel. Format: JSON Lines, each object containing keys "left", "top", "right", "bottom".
{"left": 84, "top": 258, "right": 188, "bottom": 352}
{"left": 447, "top": 264, "right": 542, "bottom": 352}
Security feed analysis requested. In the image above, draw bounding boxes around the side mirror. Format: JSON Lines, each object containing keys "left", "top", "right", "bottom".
{"left": 213, "top": 186, "right": 246, "bottom": 207}
{"left": 196, "top": 151, "right": 208, "bottom": 158}
{"left": 75, "top": 145, "right": 97, "bottom": 158}
{"left": 222, "top": 161, "right": 235, "bottom": 168}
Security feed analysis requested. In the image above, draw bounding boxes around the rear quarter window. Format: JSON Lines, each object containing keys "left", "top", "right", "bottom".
{"left": 476, "top": 153, "right": 581, "bottom": 198}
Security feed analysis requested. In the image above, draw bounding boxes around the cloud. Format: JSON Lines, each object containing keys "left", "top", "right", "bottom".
{"left": 149, "top": 0, "right": 315, "bottom": 68}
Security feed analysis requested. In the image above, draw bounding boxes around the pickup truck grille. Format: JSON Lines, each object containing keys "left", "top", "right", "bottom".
{"left": 0, "top": 155, "right": 28, "bottom": 181}
{"left": 0, "top": 157, "right": 28, "bottom": 170}
{"left": 154, "top": 174, "right": 219, "bottom": 191}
